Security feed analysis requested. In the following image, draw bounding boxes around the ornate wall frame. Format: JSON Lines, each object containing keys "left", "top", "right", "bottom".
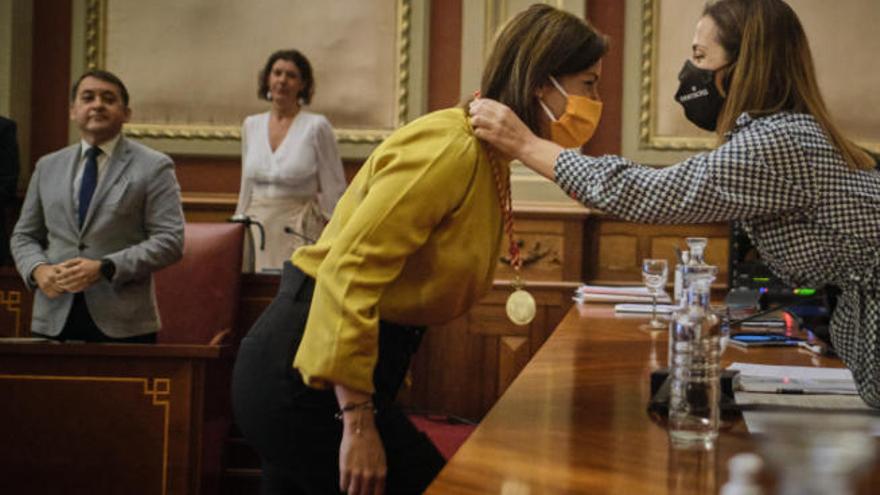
{"left": 71, "top": 0, "right": 429, "bottom": 159}
{"left": 622, "top": 0, "right": 880, "bottom": 166}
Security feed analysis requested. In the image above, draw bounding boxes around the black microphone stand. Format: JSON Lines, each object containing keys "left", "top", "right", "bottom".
{"left": 283, "top": 226, "right": 316, "bottom": 245}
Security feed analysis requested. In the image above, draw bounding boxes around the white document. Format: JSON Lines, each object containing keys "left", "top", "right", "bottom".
{"left": 577, "top": 285, "right": 657, "bottom": 295}
{"left": 728, "top": 362, "right": 858, "bottom": 395}
{"left": 574, "top": 285, "right": 671, "bottom": 304}
{"left": 735, "top": 392, "right": 880, "bottom": 436}
{"left": 613, "top": 303, "right": 677, "bottom": 314}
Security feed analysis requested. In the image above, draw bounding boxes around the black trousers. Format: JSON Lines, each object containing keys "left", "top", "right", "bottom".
{"left": 34, "top": 293, "right": 157, "bottom": 344}
{"left": 231, "top": 263, "right": 445, "bottom": 495}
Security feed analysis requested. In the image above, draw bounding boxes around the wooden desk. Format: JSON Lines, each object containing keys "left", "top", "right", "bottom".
{"left": 427, "top": 304, "right": 879, "bottom": 494}
{"left": 0, "top": 341, "right": 232, "bottom": 495}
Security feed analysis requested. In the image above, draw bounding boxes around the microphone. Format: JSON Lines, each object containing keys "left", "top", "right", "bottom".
{"left": 283, "top": 226, "right": 316, "bottom": 245}
{"left": 228, "top": 214, "right": 266, "bottom": 250}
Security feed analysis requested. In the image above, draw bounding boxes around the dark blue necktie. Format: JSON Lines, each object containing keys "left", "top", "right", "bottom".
{"left": 78, "top": 146, "right": 101, "bottom": 227}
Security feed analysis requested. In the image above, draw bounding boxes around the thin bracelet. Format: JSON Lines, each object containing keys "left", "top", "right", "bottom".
{"left": 334, "top": 400, "right": 377, "bottom": 420}
{"left": 335, "top": 400, "right": 378, "bottom": 435}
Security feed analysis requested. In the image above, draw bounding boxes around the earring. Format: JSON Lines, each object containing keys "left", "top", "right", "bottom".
{"left": 266, "top": 91, "right": 272, "bottom": 101}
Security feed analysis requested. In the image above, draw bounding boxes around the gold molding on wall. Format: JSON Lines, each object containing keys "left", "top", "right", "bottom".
{"left": 77, "top": 0, "right": 429, "bottom": 158}
{"left": 637, "top": 0, "right": 714, "bottom": 152}
{"left": 0, "top": 290, "right": 22, "bottom": 336}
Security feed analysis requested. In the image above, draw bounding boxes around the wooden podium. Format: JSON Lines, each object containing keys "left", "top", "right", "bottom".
{"left": 0, "top": 341, "right": 231, "bottom": 495}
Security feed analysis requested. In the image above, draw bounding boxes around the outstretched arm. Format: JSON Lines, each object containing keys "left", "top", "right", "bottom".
{"left": 469, "top": 98, "right": 563, "bottom": 180}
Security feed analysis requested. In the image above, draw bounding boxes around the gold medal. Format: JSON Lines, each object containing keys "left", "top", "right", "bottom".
{"left": 506, "top": 288, "right": 536, "bottom": 325}
{"left": 486, "top": 146, "right": 534, "bottom": 326}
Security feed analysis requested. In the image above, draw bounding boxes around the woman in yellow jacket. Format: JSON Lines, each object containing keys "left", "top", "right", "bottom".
{"left": 232, "top": 5, "right": 609, "bottom": 494}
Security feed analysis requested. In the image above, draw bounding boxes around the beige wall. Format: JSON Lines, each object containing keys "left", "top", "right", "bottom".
{"left": 74, "top": 0, "right": 429, "bottom": 159}
{"left": 105, "top": 0, "right": 398, "bottom": 131}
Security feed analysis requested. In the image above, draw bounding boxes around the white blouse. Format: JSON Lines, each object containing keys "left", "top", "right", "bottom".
{"left": 236, "top": 111, "right": 346, "bottom": 219}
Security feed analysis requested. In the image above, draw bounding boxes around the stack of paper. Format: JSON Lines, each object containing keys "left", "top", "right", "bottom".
{"left": 728, "top": 363, "right": 880, "bottom": 436}
{"left": 728, "top": 363, "right": 858, "bottom": 395}
{"left": 613, "top": 303, "right": 677, "bottom": 315}
{"left": 573, "top": 285, "right": 671, "bottom": 304}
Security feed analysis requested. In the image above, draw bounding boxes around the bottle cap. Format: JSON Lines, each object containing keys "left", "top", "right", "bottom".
{"left": 686, "top": 237, "right": 708, "bottom": 262}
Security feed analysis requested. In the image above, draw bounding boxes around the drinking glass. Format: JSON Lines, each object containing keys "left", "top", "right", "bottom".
{"left": 642, "top": 258, "right": 669, "bottom": 329}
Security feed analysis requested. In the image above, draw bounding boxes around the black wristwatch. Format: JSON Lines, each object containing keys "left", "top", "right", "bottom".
{"left": 100, "top": 258, "right": 116, "bottom": 281}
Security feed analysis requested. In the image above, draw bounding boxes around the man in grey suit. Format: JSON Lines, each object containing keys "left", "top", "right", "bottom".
{"left": 11, "top": 69, "right": 184, "bottom": 343}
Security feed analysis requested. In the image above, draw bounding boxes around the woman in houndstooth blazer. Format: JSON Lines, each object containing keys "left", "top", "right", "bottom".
{"left": 469, "top": 0, "right": 880, "bottom": 407}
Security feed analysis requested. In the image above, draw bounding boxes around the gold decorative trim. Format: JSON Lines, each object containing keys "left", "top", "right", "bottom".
{"left": 0, "top": 290, "right": 22, "bottom": 337}
{"left": 637, "top": 0, "right": 653, "bottom": 148}
{"left": 0, "top": 374, "right": 171, "bottom": 495}
{"left": 484, "top": 0, "right": 569, "bottom": 47}
{"left": 84, "top": 0, "right": 414, "bottom": 146}
{"left": 119, "top": 123, "right": 393, "bottom": 145}
{"left": 396, "top": 0, "right": 411, "bottom": 128}
{"left": 638, "top": 0, "right": 713, "bottom": 151}
{"left": 143, "top": 378, "right": 171, "bottom": 493}
{"left": 121, "top": 123, "right": 240, "bottom": 141}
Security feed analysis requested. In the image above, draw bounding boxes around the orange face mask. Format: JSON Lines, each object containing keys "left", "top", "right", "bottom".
{"left": 539, "top": 76, "right": 603, "bottom": 148}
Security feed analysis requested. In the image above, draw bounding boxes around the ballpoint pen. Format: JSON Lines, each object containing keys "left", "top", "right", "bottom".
{"left": 775, "top": 387, "right": 857, "bottom": 396}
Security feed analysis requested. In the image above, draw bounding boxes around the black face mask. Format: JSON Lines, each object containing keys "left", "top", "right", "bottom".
{"left": 674, "top": 60, "right": 726, "bottom": 132}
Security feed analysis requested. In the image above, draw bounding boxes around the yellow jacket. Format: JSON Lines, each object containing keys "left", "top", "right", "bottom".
{"left": 292, "top": 108, "right": 504, "bottom": 393}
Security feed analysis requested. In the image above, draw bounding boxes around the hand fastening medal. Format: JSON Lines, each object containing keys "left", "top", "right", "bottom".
{"left": 490, "top": 156, "right": 536, "bottom": 326}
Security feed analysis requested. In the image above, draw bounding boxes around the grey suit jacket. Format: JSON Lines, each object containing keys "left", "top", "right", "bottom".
{"left": 10, "top": 137, "right": 184, "bottom": 338}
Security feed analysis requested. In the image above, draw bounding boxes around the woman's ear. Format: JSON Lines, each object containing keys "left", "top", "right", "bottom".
{"left": 534, "top": 81, "right": 552, "bottom": 99}
{"left": 534, "top": 85, "right": 545, "bottom": 99}
{"left": 715, "top": 63, "right": 735, "bottom": 98}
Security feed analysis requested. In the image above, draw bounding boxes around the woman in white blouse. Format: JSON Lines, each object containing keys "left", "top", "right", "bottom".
{"left": 236, "top": 49, "right": 347, "bottom": 272}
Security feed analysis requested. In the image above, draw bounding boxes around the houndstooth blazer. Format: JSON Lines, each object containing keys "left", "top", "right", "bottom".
{"left": 556, "top": 112, "right": 880, "bottom": 408}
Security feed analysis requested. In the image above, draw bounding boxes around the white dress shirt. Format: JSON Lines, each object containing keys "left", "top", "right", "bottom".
{"left": 235, "top": 111, "right": 346, "bottom": 220}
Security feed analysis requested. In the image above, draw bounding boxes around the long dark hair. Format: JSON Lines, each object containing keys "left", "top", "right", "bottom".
{"left": 707, "top": 0, "right": 873, "bottom": 170}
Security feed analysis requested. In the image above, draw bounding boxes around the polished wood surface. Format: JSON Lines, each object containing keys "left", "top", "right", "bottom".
{"left": 427, "top": 304, "right": 878, "bottom": 494}
{"left": 0, "top": 341, "right": 227, "bottom": 358}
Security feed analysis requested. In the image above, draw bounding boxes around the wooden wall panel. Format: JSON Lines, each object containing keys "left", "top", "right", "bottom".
{"left": 582, "top": 0, "right": 626, "bottom": 156}
{"left": 498, "top": 336, "right": 529, "bottom": 395}
{"left": 428, "top": 0, "right": 462, "bottom": 111}
{"left": 28, "top": 0, "right": 72, "bottom": 173}
{"left": 586, "top": 218, "right": 730, "bottom": 287}
{"left": 0, "top": 344, "right": 224, "bottom": 495}
{"left": 595, "top": 233, "right": 639, "bottom": 279}
{"left": 0, "top": 267, "right": 29, "bottom": 337}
